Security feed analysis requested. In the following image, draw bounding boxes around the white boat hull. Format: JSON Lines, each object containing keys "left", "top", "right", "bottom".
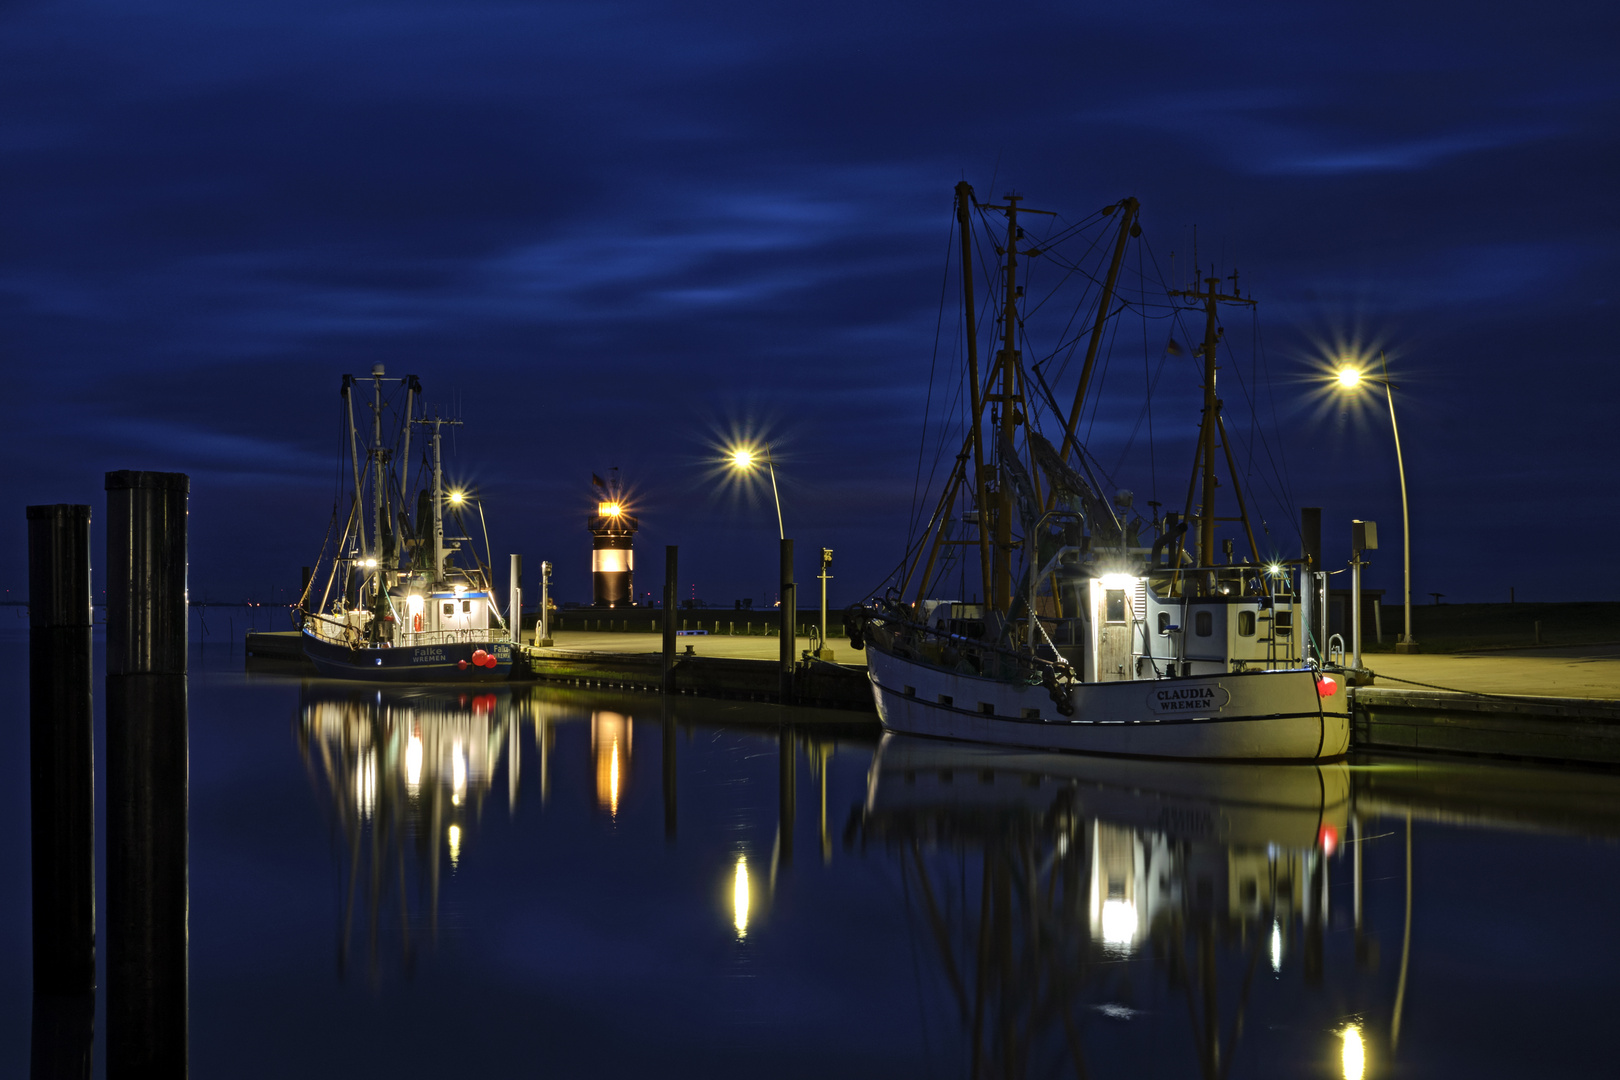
{"left": 865, "top": 645, "right": 1349, "bottom": 761}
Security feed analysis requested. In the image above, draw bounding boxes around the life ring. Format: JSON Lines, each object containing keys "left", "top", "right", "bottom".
{"left": 413, "top": 613, "right": 422, "bottom": 633}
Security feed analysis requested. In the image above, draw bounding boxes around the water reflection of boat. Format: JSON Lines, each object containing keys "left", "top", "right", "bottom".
{"left": 861, "top": 733, "right": 1348, "bottom": 1077}
{"left": 297, "top": 682, "right": 518, "bottom": 978}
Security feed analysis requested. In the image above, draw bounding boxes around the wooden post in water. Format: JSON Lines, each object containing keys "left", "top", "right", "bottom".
{"left": 778, "top": 539, "right": 795, "bottom": 701}
{"left": 661, "top": 546, "right": 677, "bottom": 693}
{"left": 777, "top": 726, "right": 795, "bottom": 867}
{"left": 27, "top": 505, "right": 96, "bottom": 995}
{"left": 661, "top": 702, "right": 677, "bottom": 843}
{"left": 28, "top": 504, "right": 97, "bottom": 1079}
{"left": 105, "top": 470, "right": 189, "bottom": 1079}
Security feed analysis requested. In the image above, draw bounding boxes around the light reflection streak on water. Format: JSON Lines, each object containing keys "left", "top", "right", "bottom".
{"left": 733, "top": 855, "right": 749, "bottom": 939}
{"left": 452, "top": 740, "right": 467, "bottom": 806}
{"left": 610, "top": 738, "right": 620, "bottom": 818}
{"left": 448, "top": 824, "right": 462, "bottom": 869}
{"left": 1342, "top": 1024, "right": 1365, "bottom": 1080}
{"left": 1271, "top": 919, "right": 1283, "bottom": 972}
{"left": 1099, "top": 899, "right": 1137, "bottom": 947}
{"left": 405, "top": 731, "right": 423, "bottom": 791}
{"left": 356, "top": 749, "right": 376, "bottom": 820}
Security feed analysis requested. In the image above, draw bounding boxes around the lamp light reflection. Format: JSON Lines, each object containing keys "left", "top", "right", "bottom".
{"left": 1270, "top": 920, "right": 1283, "bottom": 973}
{"left": 448, "top": 824, "right": 461, "bottom": 868}
{"left": 405, "top": 732, "right": 423, "bottom": 789}
{"left": 452, "top": 740, "right": 466, "bottom": 806}
{"left": 1099, "top": 899, "right": 1138, "bottom": 946}
{"left": 610, "top": 739, "right": 620, "bottom": 818}
{"left": 1341, "top": 1024, "right": 1365, "bottom": 1080}
{"left": 356, "top": 750, "right": 376, "bottom": 820}
{"left": 733, "top": 855, "right": 750, "bottom": 939}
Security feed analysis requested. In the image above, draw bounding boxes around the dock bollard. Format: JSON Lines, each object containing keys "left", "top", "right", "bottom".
{"left": 779, "top": 539, "right": 795, "bottom": 701}
{"left": 105, "top": 470, "right": 189, "bottom": 1078}
{"left": 661, "top": 546, "right": 677, "bottom": 694}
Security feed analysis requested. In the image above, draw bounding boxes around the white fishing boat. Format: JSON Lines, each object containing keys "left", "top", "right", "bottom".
{"left": 848, "top": 185, "right": 1349, "bottom": 760}
{"left": 298, "top": 366, "right": 514, "bottom": 681}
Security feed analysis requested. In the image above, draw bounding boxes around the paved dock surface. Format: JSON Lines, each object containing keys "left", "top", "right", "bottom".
{"left": 535, "top": 631, "right": 868, "bottom": 667}
{"left": 1363, "top": 645, "right": 1620, "bottom": 699}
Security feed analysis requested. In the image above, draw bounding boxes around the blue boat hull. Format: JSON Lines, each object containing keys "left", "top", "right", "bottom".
{"left": 301, "top": 629, "right": 514, "bottom": 682}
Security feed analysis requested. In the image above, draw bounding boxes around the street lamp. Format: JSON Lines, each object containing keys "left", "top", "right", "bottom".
{"left": 1334, "top": 354, "right": 1419, "bottom": 654}
{"left": 727, "top": 440, "right": 795, "bottom": 695}
{"left": 728, "top": 444, "right": 784, "bottom": 540}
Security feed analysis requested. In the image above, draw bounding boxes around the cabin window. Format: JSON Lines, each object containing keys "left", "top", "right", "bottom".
{"left": 1021, "top": 707, "right": 1041, "bottom": 720}
{"left": 978, "top": 702, "right": 995, "bottom": 715}
{"left": 462, "top": 600, "right": 472, "bottom": 613}
{"left": 938, "top": 694, "right": 953, "bottom": 706}
{"left": 1238, "top": 611, "right": 1256, "bottom": 637}
{"left": 1105, "top": 589, "right": 1127, "bottom": 623}
{"left": 903, "top": 686, "right": 916, "bottom": 698}
{"left": 1157, "top": 612, "right": 1171, "bottom": 635}
{"left": 442, "top": 602, "right": 454, "bottom": 616}
{"left": 1195, "top": 611, "right": 1213, "bottom": 637}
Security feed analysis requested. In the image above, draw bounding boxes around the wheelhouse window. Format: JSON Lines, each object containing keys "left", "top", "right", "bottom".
{"left": 1158, "top": 612, "right": 1172, "bottom": 635}
{"left": 1238, "top": 611, "right": 1256, "bottom": 637}
{"left": 1195, "top": 611, "right": 1213, "bottom": 637}
{"left": 442, "top": 602, "right": 454, "bottom": 616}
{"left": 1105, "top": 589, "right": 1127, "bottom": 623}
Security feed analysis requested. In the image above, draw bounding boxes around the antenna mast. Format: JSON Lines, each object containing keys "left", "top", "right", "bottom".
{"left": 1167, "top": 268, "right": 1259, "bottom": 572}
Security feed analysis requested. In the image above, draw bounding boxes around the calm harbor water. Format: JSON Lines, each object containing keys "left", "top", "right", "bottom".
{"left": 5, "top": 627, "right": 1620, "bottom": 1077}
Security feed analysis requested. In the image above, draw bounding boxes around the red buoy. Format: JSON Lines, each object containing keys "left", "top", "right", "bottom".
{"left": 1318, "top": 823, "right": 1339, "bottom": 855}
{"left": 1316, "top": 675, "right": 1339, "bottom": 698}
{"left": 457, "top": 659, "right": 469, "bottom": 670}
{"left": 472, "top": 649, "right": 488, "bottom": 665}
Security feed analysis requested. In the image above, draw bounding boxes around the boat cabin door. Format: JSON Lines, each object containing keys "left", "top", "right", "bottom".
{"left": 1093, "top": 581, "right": 1135, "bottom": 682}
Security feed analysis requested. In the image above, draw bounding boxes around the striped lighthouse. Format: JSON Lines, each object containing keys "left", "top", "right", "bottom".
{"left": 588, "top": 472, "right": 638, "bottom": 607}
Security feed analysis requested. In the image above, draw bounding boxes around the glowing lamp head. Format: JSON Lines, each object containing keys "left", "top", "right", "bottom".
{"left": 448, "top": 490, "right": 464, "bottom": 505}
{"left": 731, "top": 449, "right": 755, "bottom": 470}
{"left": 1336, "top": 367, "right": 1363, "bottom": 389}
{"left": 599, "top": 501, "right": 622, "bottom": 517}
{"left": 1266, "top": 562, "right": 1282, "bottom": 576}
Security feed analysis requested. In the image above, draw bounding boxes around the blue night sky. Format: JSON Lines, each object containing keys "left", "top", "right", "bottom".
{"left": 3, "top": 0, "right": 1615, "bottom": 607}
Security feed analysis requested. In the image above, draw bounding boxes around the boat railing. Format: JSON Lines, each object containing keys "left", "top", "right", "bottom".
{"left": 398, "top": 629, "right": 508, "bottom": 648}
{"left": 862, "top": 605, "right": 1074, "bottom": 682}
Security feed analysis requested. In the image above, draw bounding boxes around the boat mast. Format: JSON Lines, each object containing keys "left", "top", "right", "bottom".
{"left": 1057, "top": 198, "right": 1139, "bottom": 463}
{"left": 342, "top": 376, "right": 365, "bottom": 562}
{"left": 432, "top": 419, "right": 445, "bottom": 583}
{"left": 370, "top": 364, "right": 385, "bottom": 586}
{"left": 413, "top": 414, "right": 463, "bottom": 586}
{"left": 991, "top": 195, "right": 1023, "bottom": 615}
{"left": 1168, "top": 270, "right": 1257, "bottom": 570}
{"left": 955, "top": 182, "right": 993, "bottom": 601}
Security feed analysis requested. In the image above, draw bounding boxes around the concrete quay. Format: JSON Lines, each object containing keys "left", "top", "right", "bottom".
{"left": 1350, "top": 645, "right": 1620, "bottom": 765}
{"left": 520, "top": 631, "right": 873, "bottom": 711}
{"left": 249, "top": 629, "right": 1620, "bottom": 765}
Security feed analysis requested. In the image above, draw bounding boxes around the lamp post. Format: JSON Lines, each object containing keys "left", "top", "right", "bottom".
{"left": 1335, "top": 356, "right": 1419, "bottom": 654}
{"left": 728, "top": 443, "right": 794, "bottom": 696}
{"left": 730, "top": 445, "right": 784, "bottom": 540}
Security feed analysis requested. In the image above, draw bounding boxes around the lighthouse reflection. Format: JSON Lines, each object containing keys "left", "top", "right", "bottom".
{"left": 859, "top": 734, "right": 1348, "bottom": 1078}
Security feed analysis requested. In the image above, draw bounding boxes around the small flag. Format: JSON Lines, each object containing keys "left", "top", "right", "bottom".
{"left": 591, "top": 473, "right": 606, "bottom": 489}
{"left": 1166, "top": 338, "right": 1184, "bottom": 356}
